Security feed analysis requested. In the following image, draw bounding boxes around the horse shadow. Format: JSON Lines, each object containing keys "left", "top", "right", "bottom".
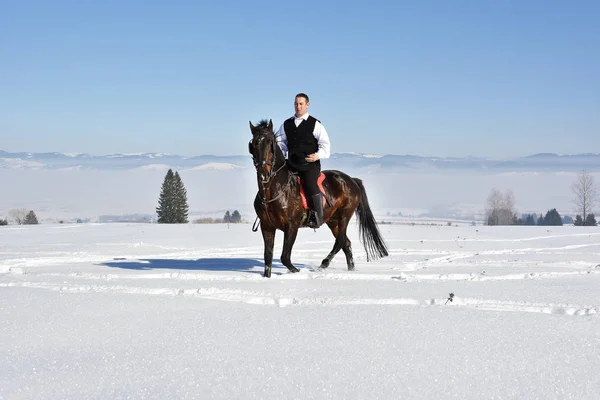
{"left": 100, "top": 257, "right": 307, "bottom": 274}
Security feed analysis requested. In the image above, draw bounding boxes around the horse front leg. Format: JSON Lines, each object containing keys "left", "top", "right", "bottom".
{"left": 260, "top": 224, "right": 276, "bottom": 278}
{"left": 280, "top": 226, "right": 300, "bottom": 273}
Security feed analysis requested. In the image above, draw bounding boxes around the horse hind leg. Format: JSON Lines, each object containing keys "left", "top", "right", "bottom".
{"left": 341, "top": 236, "right": 354, "bottom": 271}
{"left": 321, "top": 217, "right": 353, "bottom": 271}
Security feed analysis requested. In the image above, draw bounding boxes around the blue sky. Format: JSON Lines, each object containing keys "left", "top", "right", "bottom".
{"left": 1, "top": 0, "right": 599, "bottom": 158}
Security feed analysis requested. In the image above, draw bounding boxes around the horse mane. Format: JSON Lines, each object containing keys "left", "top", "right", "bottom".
{"left": 253, "top": 119, "right": 273, "bottom": 135}
{"left": 256, "top": 119, "right": 270, "bottom": 129}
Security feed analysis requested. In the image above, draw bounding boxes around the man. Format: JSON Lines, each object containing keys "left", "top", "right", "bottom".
{"left": 275, "top": 93, "right": 331, "bottom": 228}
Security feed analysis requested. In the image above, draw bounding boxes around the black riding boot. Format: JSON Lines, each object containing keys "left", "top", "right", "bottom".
{"left": 309, "top": 193, "right": 324, "bottom": 228}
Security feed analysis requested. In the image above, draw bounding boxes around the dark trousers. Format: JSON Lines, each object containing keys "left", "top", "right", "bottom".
{"left": 287, "top": 160, "right": 321, "bottom": 199}
{"left": 298, "top": 163, "right": 320, "bottom": 198}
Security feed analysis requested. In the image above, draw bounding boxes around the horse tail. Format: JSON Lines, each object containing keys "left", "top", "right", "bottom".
{"left": 353, "top": 178, "right": 389, "bottom": 261}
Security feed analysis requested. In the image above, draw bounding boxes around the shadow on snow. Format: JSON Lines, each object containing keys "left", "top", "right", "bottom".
{"left": 100, "top": 257, "right": 308, "bottom": 274}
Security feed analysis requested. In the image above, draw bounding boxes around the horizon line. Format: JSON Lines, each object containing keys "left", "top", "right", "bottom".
{"left": 2, "top": 149, "right": 600, "bottom": 161}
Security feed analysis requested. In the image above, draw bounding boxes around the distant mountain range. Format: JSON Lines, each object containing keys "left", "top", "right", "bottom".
{"left": 1, "top": 150, "right": 599, "bottom": 171}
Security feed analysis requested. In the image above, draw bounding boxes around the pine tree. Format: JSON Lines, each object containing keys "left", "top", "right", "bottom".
{"left": 172, "top": 172, "right": 189, "bottom": 223}
{"left": 223, "top": 211, "right": 231, "bottom": 223}
{"left": 537, "top": 213, "right": 545, "bottom": 226}
{"left": 543, "top": 209, "right": 563, "bottom": 226}
{"left": 231, "top": 210, "right": 241, "bottom": 223}
{"left": 157, "top": 169, "right": 176, "bottom": 223}
{"left": 0, "top": 218, "right": 8, "bottom": 226}
{"left": 24, "top": 210, "right": 39, "bottom": 225}
{"left": 585, "top": 213, "right": 597, "bottom": 226}
{"left": 157, "top": 169, "right": 189, "bottom": 224}
{"left": 574, "top": 215, "right": 584, "bottom": 226}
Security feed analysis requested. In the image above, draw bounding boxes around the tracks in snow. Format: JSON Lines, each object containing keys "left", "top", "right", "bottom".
{"left": 2, "top": 231, "right": 600, "bottom": 317}
{"left": 5, "top": 266, "right": 600, "bottom": 282}
{"left": 1, "top": 280, "right": 598, "bottom": 316}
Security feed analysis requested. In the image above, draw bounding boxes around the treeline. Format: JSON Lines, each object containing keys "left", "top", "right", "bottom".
{"left": 485, "top": 187, "right": 597, "bottom": 226}
{"left": 0, "top": 209, "right": 39, "bottom": 225}
{"left": 194, "top": 210, "right": 243, "bottom": 224}
{"left": 485, "top": 171, "right": 598, "bottom": 226}
{"left": 488, "top": 210, "right": 597, "bottom": 227}
{"left": 519, "top": 210, "right": 583, "bottom": 226}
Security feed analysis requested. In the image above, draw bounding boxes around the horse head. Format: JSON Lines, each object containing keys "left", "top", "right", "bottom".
{"left": 249, "top": 119, "right": 283, "bottom": 182}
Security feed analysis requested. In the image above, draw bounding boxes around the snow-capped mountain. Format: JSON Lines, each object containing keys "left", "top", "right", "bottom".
{"left": 1, "top": 150, "right": 599, "bottom": 171}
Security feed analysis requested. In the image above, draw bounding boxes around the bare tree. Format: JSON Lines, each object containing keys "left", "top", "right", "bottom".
{"left": 8, "top": 208, "right": 28, "bottom": 225}
{"left": 485, "top": 189, "right": 502, "bottom": 225}
{"left": 485, "top": 189, "right": 517, "bottom": 225}
{"left": 500, "top": 189, "right": 516, "bottom": 225}
{"left": 572, "top": 170, "right": 598, "bottom": 225}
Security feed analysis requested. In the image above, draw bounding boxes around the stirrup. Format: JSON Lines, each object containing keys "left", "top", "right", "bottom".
{"left": 307, "top": 211, "right": 322, "bottom": 229}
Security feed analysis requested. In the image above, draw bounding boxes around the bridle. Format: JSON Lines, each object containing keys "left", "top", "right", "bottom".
{"left": 249, "top": 133, "right": 290, "bottom": 231}
{"left": 250, "top": 134, "right": 286, "bottom": 186}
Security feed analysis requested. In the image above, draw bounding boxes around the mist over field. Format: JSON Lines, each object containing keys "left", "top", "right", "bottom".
{"left": 2, "top": 151, "right": 598, "bottom": 223}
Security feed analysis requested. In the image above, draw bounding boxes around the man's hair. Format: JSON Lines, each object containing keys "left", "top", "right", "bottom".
{"left": 295, "top": 93, "right": 309, "bottom": 103}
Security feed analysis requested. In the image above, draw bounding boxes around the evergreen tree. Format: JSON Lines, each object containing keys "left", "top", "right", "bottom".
{"left": 0, "top": 218, "right": 7, "bottom": 226}
{"left": 231, "top": 210, "right": 241, "bottom": 223}
{"left": 172, "top": 172, "right": 189, "bottom": 223}
{"left": 23, "top": 210, "right": 39, "bottom": 225}
{"left": 525, "top": 214, "right": 535, "bottom": 226}
{"left": 543, "top": 209, "right": 563, "bottom": 226}
{"left": 574, "top": 215, "right": 584, "bottom": 226}
{"left": 157, "top": 169, "right": 189, "bottom": 224}
{"left": 562, "top": 215, "right": 574, "bottom": 225}
{"left": 537, "top": 213, "right": 545, "bottom": 226}
{"left": 585, "top": 213, "right": 597, "bottom": 226}
{"left": 223, "top": 211, "right": 231, "bottom": 223}
{"left": 157, "top": 169, "right": 176, "bottom": 223}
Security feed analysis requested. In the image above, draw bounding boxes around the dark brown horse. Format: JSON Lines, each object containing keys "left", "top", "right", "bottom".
{"left": 249, "top": 119, "right": 388, "bottom": 278}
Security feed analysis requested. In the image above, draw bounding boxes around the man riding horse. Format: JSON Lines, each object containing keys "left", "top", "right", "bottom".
{"left": 275, "top": 93, "right": 330, "bottom": 229}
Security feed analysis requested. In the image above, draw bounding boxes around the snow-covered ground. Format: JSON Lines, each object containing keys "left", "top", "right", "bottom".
{"left": 1, "top": 223, "right": 600, "bottom": 399}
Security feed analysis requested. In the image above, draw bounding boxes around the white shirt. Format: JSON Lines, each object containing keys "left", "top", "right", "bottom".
{"left": 275, "top": 113, "right": 331, "bottom": 160}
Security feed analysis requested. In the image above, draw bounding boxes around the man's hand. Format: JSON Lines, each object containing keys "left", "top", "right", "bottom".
{"left": 305, "top": 153, "right": 319, "bottom": 163}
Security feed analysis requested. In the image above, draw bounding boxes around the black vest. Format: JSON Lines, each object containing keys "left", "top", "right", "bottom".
{"left": 284, "top": 115, "right": 319, "bottom": 155}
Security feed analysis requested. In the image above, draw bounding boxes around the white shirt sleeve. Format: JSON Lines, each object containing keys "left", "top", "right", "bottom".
{"left": 313, "top": 121, "right": 330, "bottom": 160}
{"left": 275, "top": 123, "right": 288, "bottom": 157}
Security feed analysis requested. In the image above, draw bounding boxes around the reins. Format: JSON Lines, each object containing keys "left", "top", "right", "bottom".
{"left": 251, "top": 135, "right": 290, "bottom": 232}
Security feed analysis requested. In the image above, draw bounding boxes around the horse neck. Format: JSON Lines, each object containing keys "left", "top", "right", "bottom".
{"left": 273, "top": 145, "right": 287, "bottom": 174}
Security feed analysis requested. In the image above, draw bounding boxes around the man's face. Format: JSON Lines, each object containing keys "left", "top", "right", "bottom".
{"left": 294, "top": 97, "right": 309, "bottom": 117}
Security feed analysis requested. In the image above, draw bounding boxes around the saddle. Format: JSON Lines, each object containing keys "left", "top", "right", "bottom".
{"left": 298, "top": 173, "right": 327, "bottom": 210}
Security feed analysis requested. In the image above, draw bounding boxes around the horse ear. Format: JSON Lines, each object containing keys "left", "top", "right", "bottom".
{"left": 249, "top": 121, "right": 255, "bottom": 133}
{"left": 268, "top": 119, "right": 273, "bottom": 131}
